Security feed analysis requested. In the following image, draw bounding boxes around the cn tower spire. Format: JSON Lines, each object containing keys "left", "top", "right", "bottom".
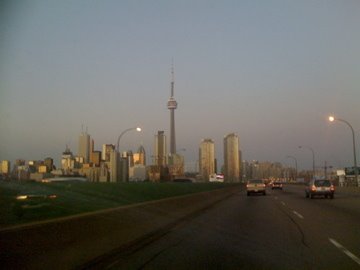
{"left": 171, "top": 60, "right": 175, "bottom": 97}
{"left": 167, "top": 60, "right": 177, "bottom": 155}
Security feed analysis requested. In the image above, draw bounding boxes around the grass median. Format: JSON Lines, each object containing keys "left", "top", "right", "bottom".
{"left": 0, "top": 180, "right": 238, "bottom": 228}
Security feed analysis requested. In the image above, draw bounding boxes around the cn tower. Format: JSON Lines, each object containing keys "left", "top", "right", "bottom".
{"left": 167, "top": 63, "right": 177, "bottom": 155}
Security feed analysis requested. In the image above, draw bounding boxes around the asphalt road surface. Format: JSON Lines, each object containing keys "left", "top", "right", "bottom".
{"left": 86, "top": 185, "right": 360, "bottom": 269}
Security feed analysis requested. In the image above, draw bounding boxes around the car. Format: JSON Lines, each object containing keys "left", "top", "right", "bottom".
{"left": 246, "top": 179, "right": 266, "bottom": 196}
{"left": 271, "top": 181, "right": 283, "bottom": 190}
{"left": 305, "top": 179, "right": 335, "bottom": 199}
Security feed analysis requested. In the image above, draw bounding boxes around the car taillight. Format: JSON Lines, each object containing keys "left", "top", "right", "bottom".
{"left": 330, "top": 185, "right": 335, "bottom": 191}
{"left": 311, "top": 185, "right": 316, "bottom": 191}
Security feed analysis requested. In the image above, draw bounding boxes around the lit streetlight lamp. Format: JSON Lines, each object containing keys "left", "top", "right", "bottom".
{"left": 328, "top": 115, "right": 358, "bottom": 186}
{"left": 298, "top": 146, "right": 315, "bottom": 180}
{"left": 116, "top": 127, "right": 142, "bottom": 153}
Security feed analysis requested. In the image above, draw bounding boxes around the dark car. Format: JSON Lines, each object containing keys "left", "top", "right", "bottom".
{"left": 271, "top": 181, "right": 283, "bottom": 190}
{"left": 305, "top": 179, "right": 335, "bottom": 199}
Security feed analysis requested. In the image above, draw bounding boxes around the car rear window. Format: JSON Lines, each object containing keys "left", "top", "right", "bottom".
{"left": 314, "top": 180, "right": 331, "bottom": 187}
{"left": 249, "top": 180, "right": 263, "bottom": 184}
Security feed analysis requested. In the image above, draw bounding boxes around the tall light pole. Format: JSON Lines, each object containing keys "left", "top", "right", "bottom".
{"left": 286, "top": 155, "right": 298, "bottom": 181}
{"left": 329, "top": 116, "right": 358, "bottom": 186}
{"left": 116, "top": 127, "right": 141, "bottom": 153}
{"left": 299, "top": 146, "right": 315, "bottom": 180}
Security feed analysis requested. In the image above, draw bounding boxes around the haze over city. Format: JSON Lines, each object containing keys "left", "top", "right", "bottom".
{"left": 1, "top": 1, "right": 359, "bottom": 171}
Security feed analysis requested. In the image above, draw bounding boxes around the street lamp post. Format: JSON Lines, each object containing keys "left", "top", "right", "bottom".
{"left": 329, "top": 116, "right": 358, "bottom": 186}
{"left": 299, "top": 146, "right": 315, "bottom": 180}
{"left": 286, "top": 155, "right": 298, "bottom": 182}
{"left": 114, "top": 127, "right": 141, "bottom": 183}
{"left": 116, "top": 127, "right": 141, "bottom": 153}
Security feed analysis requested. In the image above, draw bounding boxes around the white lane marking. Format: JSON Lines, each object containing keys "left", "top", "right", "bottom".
{"left": 329, "top": 238, "right": 360, "bottom": 266}
{"left": 292, "top": 211, "right": 304, "bottom": 219}
{"left": 281, "top": 201, "right": 286, "bottom": 206}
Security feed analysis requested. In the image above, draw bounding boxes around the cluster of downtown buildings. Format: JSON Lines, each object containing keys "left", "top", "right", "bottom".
{"left": 0, "top": 68, "right": 305, "bottom": 183}
{"left": 0, "top": 130, "right": 299, "bottom": 183}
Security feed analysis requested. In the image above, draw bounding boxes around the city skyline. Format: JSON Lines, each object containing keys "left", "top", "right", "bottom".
{"left": 1, "top": 1, "right": 360, "bottom": 171}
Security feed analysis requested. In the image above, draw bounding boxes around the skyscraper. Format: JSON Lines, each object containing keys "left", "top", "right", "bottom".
{"left": 102, "top": 144, "right": 115, "bottom": 161}
{"left": 167, "top": 64, "right": 177, "bottom": 156}
{"left": 154, "top": 131, "right": 167, "bottom": 166}
{"left": 78, "top": 130, "right": 90, "bottom": 163}
{"left": 109, "top": 149, "right": 119, "bottom": 182}
{"left": 199, "top": 139, "right": 215, "bottom": 182}
{"left": 223, "top": 133, "right": 240, "bottom": 182}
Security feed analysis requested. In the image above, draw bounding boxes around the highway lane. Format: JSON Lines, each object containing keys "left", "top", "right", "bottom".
{"left": 89, "top": 185, "right": 360, "bottom": 269}
{"left": 271, "top": 185, "right": 360, "bottom": 269}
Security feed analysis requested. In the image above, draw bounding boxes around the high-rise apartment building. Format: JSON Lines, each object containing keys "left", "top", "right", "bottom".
{"left": 199, "top": 139, "right": 215, "bottom": 181}
{"left": 78, "top": 131, "right": 90, "bottom": 163}
{"left": 154, "top": 131, "right": 167, "bottom": 166}
{"left": 223, "top": 133, "right": 240, "bottom": 182}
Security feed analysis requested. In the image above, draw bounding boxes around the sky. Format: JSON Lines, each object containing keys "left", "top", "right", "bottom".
{"left": 1, "top": 0, "right": 360, "bottom": 171}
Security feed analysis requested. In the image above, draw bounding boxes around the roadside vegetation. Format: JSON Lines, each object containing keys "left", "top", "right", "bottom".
{"left": 0, "top": 181, "right": 238, "bottom": 228}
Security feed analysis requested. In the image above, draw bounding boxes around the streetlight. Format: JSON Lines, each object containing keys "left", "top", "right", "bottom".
{"left": 286, "top": 155, "right": 298, "bottom": 181}
{"left": 329, "top": 115, "right": 358, "bottom": 186}
{"left": 116, "top": 127, "right": 142, "bottom": 152}
{"left": 298, "top": 146, "right": 315, "bottom": 180}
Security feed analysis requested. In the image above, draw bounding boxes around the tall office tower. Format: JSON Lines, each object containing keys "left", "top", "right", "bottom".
{"left": 154, "top": 131, "right": 167, "bottom": 166}
{"left": 109, "top": 149, "right": 120, "bottom": 182}
{"left": 102, "top": 144, "right": 115, "bottom": 161}
{"left": 223, "top": 133, "right": 240, "bottom": 182}
{"left": 134, "top": 145, "right": 146, "bottom": 165}
{"left": 78, "top": 130, "right": 90, "bottom": 163}
{"left": 199, "top": 139, "right": 215, "bottom": 182}
{"left": 167, "top": 64, "right": 177, "bottom": 156}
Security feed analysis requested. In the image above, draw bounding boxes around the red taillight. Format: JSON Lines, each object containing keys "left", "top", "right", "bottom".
{"left": 311, "top": 185, "right": 316, "bottom": 191}
{"left": 330, "top": 185, "right": 335, "bottom": 191}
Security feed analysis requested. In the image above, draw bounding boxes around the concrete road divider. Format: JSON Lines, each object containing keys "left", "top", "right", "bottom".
{"left": 0, "top": 185, "right": 240, "bottom": 270}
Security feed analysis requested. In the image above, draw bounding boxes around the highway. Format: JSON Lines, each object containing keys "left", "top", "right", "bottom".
{"left": 86, "top": 185, "right": 360, "bottom": 269}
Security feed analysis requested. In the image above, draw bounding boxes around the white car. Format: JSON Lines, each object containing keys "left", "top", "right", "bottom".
{"left": 246, "top": 179, "right": 266, "bottom": 196}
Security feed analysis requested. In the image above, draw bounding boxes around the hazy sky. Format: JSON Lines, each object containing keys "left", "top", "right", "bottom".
{"left": 1, "top": 0, "right": 359, "bottom": 171}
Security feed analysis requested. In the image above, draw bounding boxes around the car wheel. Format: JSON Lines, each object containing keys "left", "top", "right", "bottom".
{"left": 305, "top": 192, "right": 309, "bottom": 198}
{"left": 247, "top": 192, "right": 250, "bottom": 196}
{"left": 263, "top": 192, "right": 266, "bottom": 196}
{"left": 310, "top": 194, "right": 314, "bottom": 199}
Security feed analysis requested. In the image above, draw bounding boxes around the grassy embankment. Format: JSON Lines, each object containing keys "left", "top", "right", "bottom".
{"left": 0, "top": 181, "right": 238, "bottom": 228}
